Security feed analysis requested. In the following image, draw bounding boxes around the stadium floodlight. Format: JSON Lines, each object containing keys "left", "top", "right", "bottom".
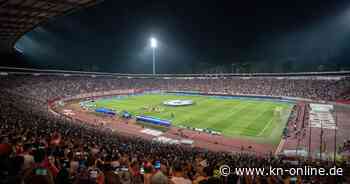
{"left": 150, "top": 37, "right": 157, "bottom": 75}
{"left": 150, "top": 37, "right": 157, "bottom": 48}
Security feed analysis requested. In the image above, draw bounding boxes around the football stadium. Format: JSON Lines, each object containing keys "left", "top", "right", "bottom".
{"left": 1, "top": 0, "right": 350, "bottom": 183}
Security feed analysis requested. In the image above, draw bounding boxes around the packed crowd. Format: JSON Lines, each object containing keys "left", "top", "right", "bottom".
{"left": 0, "top": 74, "right": 349, "bottom": 184}
{"left": 1, "top": 75, "right": 350, "bottom": 102}
{"left": 1, "top": 90, "right": 348, "bottom": 184}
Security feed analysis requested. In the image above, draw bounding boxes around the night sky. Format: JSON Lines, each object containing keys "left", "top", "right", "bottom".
{"left": 15, "top": 0, "right": 350, "bottom": 73}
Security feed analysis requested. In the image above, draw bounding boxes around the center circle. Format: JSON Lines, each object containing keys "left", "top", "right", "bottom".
{"left": 163, "top": 99, "right": 194, "bottom": 106}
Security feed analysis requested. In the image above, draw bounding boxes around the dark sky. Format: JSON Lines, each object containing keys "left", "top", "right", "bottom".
{"left": 15, "top": 0, "right": 350, "bottom": 73}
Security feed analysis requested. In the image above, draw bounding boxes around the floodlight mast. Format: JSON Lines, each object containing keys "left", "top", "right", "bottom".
{"left": 150, "top": 37, "right": 157, "bottom": 75}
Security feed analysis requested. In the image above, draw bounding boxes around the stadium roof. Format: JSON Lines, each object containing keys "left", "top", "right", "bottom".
{"left": 0, "top": 0, "right": 103, "bottom": 54}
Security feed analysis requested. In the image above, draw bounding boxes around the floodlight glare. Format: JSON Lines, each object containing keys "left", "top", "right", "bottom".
{"left": 150, "top": 37, "right": 157, "bottom": 48}
{"left": 150, "top": 37, "right": 158, "bottom": 75}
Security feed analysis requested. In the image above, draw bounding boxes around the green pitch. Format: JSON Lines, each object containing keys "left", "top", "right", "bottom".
{"left": 89, "top": 93, "right": 293, "bottom": 144}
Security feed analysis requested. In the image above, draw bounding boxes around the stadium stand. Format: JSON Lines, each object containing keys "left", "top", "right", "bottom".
{"left": 0, "top": 69, "right": 349, "bottom": 183}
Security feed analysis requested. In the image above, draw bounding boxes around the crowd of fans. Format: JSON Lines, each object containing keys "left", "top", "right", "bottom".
{"left": 1, "top": 75, "right": 350, "bottom": 102}
{"left": 0, "top": 74, "right": 349, "bottom": 184}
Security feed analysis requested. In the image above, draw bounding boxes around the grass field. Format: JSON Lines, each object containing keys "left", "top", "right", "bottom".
{"left": 88, "top": 93, "right": 293, "bottom": 144}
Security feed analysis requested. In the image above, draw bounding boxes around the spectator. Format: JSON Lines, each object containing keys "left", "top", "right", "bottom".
{"left": 170, "top": 162, "right": 191, "bottom": 184}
